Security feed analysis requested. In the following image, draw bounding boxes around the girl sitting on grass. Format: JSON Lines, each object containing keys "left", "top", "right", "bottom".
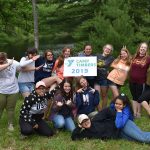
{"left": 110, "top": 93, "right": 150, "bottom": 143}
{"left": 75, "top": 76, "right": 100, "bottom": 118}
{"left": 49, "top": 78, "right": 76, "bottom": 132}
{"left": 19, "top": 81, "right": 54, "bottom": 138}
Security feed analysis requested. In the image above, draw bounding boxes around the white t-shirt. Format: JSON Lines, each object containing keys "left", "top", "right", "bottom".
{"left": 18, "top": 57, "right": 35, "bottom": 83}
{"left": 0, "top": 59, "right": 20, "bottom": 94}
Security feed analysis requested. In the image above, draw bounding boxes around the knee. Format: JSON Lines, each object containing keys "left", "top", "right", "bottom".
{"left": 53, "top": 115, "right": 65, "bottom": 129}
{"left": 21, "top": 127, "right": 33, "bottom": 135}
{"left": 45, "top": 129, "right": 54, "bottom": 137}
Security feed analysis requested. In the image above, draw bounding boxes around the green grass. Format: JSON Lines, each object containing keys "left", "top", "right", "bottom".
{"left": 0, "top": 89, "right": 150, "bottom": 150}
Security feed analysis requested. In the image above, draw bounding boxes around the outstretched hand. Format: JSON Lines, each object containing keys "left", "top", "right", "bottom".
{"left": 9, "top": 57, "right": 14, "bottom": 65}
{"left": 66, "top": 99, "right": 72, "bottom": 106}
{"left": 32, "top": 55, "right": 40, "bottom": 61}
{"left": 77, "top": 88, "right": 83, "bottom": 93}
{"left": 35, "top": 64, "right": 44, "bottom": 71}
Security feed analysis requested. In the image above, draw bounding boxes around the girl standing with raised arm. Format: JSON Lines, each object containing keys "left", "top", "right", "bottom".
{"left": 18, "top": 48, "right": 40, "bottom": 98}
{"left": 0, "top": 52, "right": 20, "bottom": 131}
{"left": 107, "top": 47, "right": 131, "bottom": 96}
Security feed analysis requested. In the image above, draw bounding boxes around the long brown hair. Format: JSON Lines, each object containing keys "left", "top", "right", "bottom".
{"left": 57, "top": 47, "right": 71, "bottom": 68}
{"left": 113, "top": 47, "right": 131, "bottom": 66}
{"left": 44, "top": 49, "right": 54, "bottom": 60}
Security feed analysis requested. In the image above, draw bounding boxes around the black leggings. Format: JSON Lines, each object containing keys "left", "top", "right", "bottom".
{"left": 19, "top": 117, "right": 53, "bottom": 137}
{"left": 138, "top": 85, "right": 150, "bottom": 103}
{"left": 129, "top": 82, "right": 145, "bottom": 101}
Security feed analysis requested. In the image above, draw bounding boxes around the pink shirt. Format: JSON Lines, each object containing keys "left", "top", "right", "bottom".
{"left": 53, "top": 59, "right": 64, "bottom": 80}
{"left": 107, "top": 61, "right": 130, "bottom": 85}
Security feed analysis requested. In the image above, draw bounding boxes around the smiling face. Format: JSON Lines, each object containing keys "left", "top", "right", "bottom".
{"left": 63, "top": 48, "right": 71, "bottom": 58}
{"left": 120, "top": 50, "right": 128, "bottom": 60}
{"left": 103, "top": 44, "right": 113, "bottom": 56}
{"left": 81, "top": 119, "right": 91, "bottom": 129}
{"left": 63, "top": 82, "right": 71, "bottom": 93}
{"left": 138, "top": 43, "right": 148, "bottom": 57}
{"left": 84, "top": 45, "right": 92, "bottom": 56}
{"left": 115, "top": 98, "right": 124, "bottom": 111}
{"left": 46, "top": 52, "right": 53, "bottom": 61}
{"left": 79, "top": 78, "right": 88, "bottom": 89}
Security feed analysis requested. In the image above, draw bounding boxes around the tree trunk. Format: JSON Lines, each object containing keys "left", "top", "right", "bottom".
{"left": 32, "top": 0, "right": 39, "bottom": 50}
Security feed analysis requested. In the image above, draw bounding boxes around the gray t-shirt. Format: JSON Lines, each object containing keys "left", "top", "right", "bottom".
{"left": 0, "top": 59, "right": 20, "bottom": 94}
{"left": 18, "top": 57, "right": 35, "bottom": 83}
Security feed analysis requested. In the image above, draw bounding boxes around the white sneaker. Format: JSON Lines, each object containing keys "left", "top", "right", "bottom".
{"left": 8, "top": 123, "right": 14, "bottom": 131}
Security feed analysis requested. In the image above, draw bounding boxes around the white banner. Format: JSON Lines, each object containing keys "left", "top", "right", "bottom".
{"left": 64, "top": 56, "right": 97, "bottom": 77}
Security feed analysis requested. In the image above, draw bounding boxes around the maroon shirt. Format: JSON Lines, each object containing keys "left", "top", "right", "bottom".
{"left": 129, "top": 56, "right": 150, "bottom": 84}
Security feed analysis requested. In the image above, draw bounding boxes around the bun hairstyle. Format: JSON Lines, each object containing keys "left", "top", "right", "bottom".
{"left": 26, "top": 47, "right": 37, "bottom": 56}
{"left": 0, "top": 52, "right": 7, "bottom": 61}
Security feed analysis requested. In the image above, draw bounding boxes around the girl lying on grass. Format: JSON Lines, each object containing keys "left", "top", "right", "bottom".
{"left": 110, "top": 93, "right": 150, "bottom": 143}
{"left": 72, "top": 93, "right": 150, "bottom": 143}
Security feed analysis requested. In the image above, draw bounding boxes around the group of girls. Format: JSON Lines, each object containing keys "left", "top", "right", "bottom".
{"left": 0, "top": 41, "right": 150, "bottom": 144}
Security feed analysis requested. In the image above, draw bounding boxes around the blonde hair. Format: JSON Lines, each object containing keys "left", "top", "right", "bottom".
{"left": 133, "top": 42, "right": 149, "bottom": 60}
{"left": 113, "top": 46, "right": 131, "bottom": 66}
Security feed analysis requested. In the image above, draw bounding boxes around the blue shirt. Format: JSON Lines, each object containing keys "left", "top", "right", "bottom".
{"left": 110, "top": 103, "right": 133, "bottom": 129}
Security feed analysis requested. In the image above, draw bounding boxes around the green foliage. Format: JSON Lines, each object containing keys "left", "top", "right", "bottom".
{"left": 0, "top": 90, "right": 150, "bottom": 150}
{"left": 0, "top": 0, "right": 34, "bottom": 59}
{"left": 73, "top": 0, "right": 135, "bottom": 55}
{"left": 0, "top": 0, "right": 149, "bottom": 56}
{"left": 128, "top": 0, "right": 150, "bottom": 44}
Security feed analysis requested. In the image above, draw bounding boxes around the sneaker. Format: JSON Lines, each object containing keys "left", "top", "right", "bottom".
{"left": 20, "top": 134, "right": 28, "bottom": 140}
{"left": 8, "top": 123, "right": 14, "bottom": 131}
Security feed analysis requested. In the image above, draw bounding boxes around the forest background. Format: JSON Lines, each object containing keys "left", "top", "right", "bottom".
{"left": 0, "top": 0, "right": 149, "bottom": 59}
{"left": 0, "top": 1, "right": 150, "bottom": 149}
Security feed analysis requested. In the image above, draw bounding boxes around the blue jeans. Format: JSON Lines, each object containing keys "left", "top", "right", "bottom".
{"left": 52, "top": 114, "right": 75, "bottom": 132}
{"left": 121, "top": 120, "right": 150, "bottom": 143}
{"left": 18, "top": 82, "right": 34, "bottom": 93}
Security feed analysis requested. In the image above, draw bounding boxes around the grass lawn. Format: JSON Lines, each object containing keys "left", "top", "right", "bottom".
{"left": 0, "top": 86, "right": 150, "bottom": 150}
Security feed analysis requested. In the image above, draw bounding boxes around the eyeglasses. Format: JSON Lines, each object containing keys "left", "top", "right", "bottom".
{"left": 105, "top": 47, "right": 112, "bottom": 51}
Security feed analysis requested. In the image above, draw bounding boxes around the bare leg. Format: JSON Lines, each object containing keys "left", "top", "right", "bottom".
{"left": 109, "top": 85, "right": 119, "bottom": 99}
{"left": 141, "top": 101, "right": 150, "bottom": 115}
{"left": 101, "top": 86, "right": 109, "bottom": 108}
{"left": 42, "top": 76, "right": 62, "bottom": 88}
{"left": 94, "top": 84, "right": 101, "bottom": 110}
{"left": 137, "top": 102, "right": 141, "bottom": 117}
{"left": 49, "top": 83, "right": 57, "bottom": 91}
{"left": 94, "top": 84, "right": 108, "bottom": 109}
{"left": 132, "top": 101, "right": 141, "bottom": 118}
